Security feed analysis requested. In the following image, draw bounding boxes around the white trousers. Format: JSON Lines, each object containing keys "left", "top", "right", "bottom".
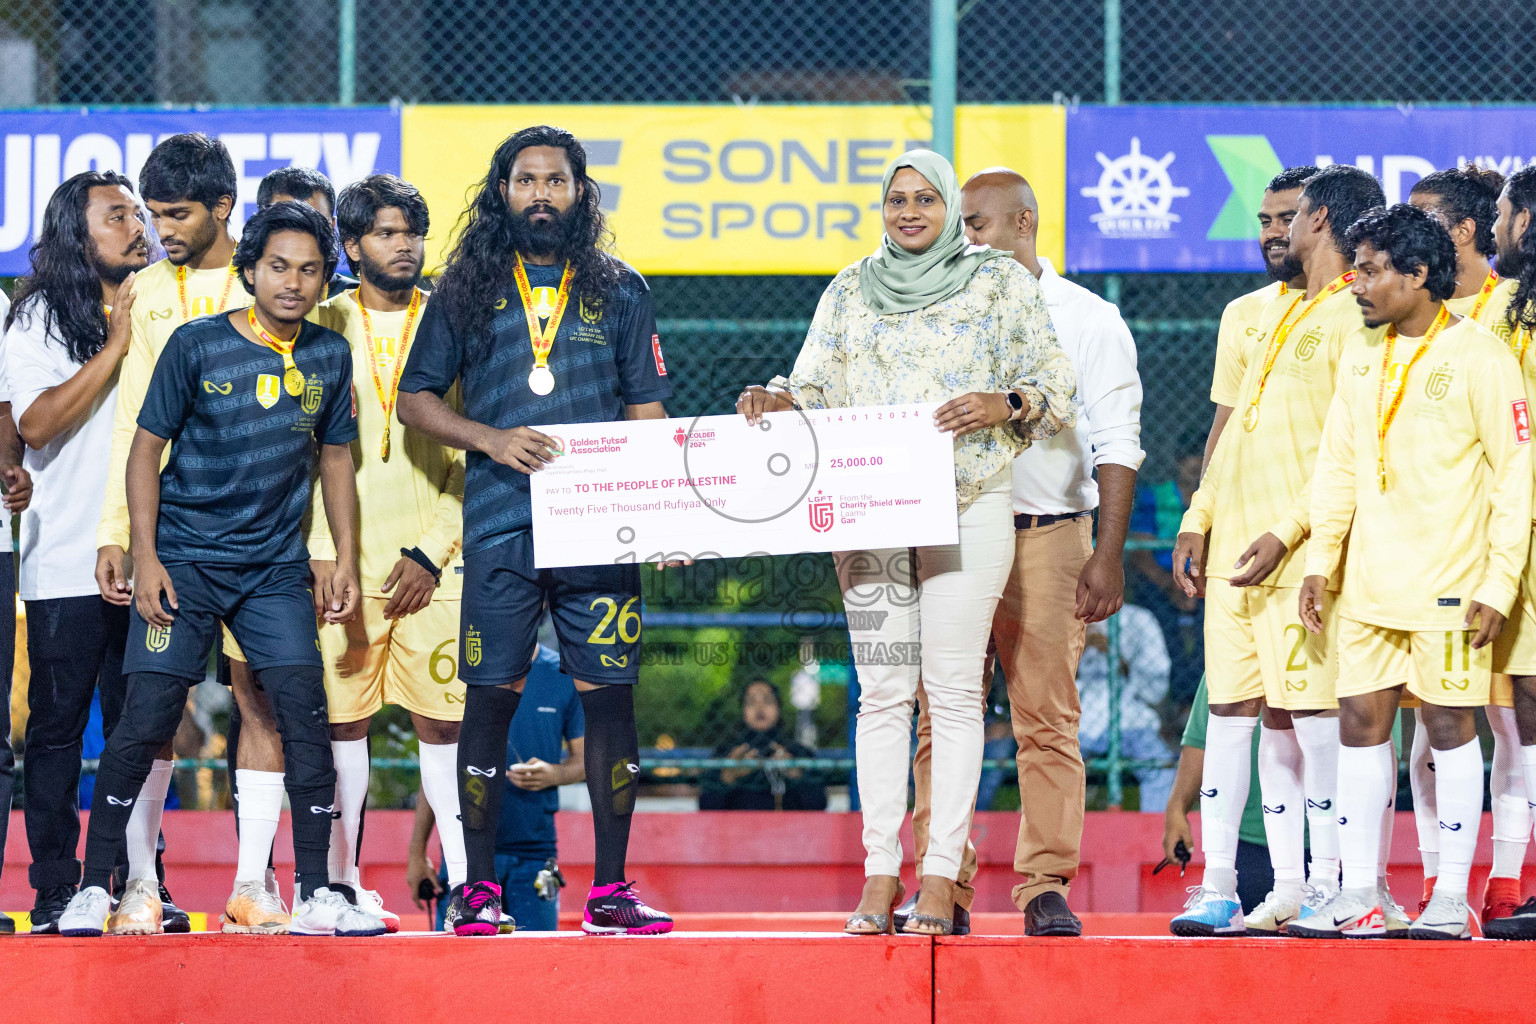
{"left": 838, "top": 469, "right": 1016, "bottom": 880}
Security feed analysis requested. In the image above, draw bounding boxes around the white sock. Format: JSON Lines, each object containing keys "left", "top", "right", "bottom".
{"left": 1338, "top": 742, "right": 1393, "bottom": 891}
{"left": 1292, "top": 715, "right": 1340, "bottom": 889}
{"left": 125, "top": 759, "right": 173, "bottom": 882}
{"left": 1378, "top": 779, "right": 1395, "bottom": 890}
{"left": 235, "top": 769, "right": 284, "bottom": 883}
{"left": 1199, "top": 714, "right": 1257, "bottom": 896}
{"left": 329, "top": 738, "right": 370, "bottom": 888}
{"left": 418, "top": 741, "right": 467, "bottom": 888}
{"left": 1408, "top": 709, "right": 1439, "bottom": 877}
{"left": 1432, "top": 736, "right": 1484, "bottom": 899}
{"left": 1258, "top": 726, "right": 1306, "bottom": 891}
{"left": 1523, "top": 745, "right": 1536, "bottom": 841}
{"left": 1488, "top": 705, "right": 1530, "bottom": 877}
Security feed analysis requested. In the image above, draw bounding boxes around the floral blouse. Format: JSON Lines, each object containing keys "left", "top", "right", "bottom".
{"left": 770, "top": 258, "right": 1078, "bottom": 513}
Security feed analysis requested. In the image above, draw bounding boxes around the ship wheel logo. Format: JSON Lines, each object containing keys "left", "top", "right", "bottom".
{"left": 1081, "top": 137, "right": 1190, "bottom": 238}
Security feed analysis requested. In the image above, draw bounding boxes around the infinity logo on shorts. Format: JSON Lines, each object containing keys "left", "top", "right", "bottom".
{"left": 466, "top": 766, "right": 497, "bottom": 777}
{"left": 106, "top": 795, "right": 135, "bottom": 807}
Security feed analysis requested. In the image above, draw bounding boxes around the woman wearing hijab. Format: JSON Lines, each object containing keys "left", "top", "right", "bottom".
{"left": 739, "top": 150, "right": 1076, "bottom": 935}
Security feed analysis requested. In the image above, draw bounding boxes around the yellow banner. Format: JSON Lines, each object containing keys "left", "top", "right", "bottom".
{"left": 401, "top": 104, "right": 1065, "bottom": 275}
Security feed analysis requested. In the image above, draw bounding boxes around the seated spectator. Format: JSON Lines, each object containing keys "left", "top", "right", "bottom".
{"left": 409, "top": 644, "right": 584, "bottom": 931}
{"left": 1128, "top": 434, "right": 1206, "bottom": 705}
{"left": 699, "top": 679, "right": 827, "bottom": 811}
{"left": 1075, "top": 604, "right": 1177, "bottom": 812}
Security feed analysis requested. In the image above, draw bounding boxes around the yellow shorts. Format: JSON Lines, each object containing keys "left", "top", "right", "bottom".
{"left": 1492, "top": 673, "right": 1514, "bottom": 708}
{"left": 1335, "top": 618, "right": 1491, "bottom": 707}
{"left": 1204, "top": 581, "right": 1338, "bottom": 710}
{"left": 1494, "top": 595, "right": 1536, "bottom": 677}
{"left": 221, "top": 623, "right": 244, "bottom": 662}
{"left": 319, "top": 594, "right": 465, "bottom": 723}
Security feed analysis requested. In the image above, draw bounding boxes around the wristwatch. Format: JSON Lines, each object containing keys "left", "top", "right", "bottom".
{"left": 1005, "top": 390, "right": 1024, "bottom": 420}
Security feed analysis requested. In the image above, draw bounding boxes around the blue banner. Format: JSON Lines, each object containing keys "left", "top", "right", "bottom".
{"left": 0, "top": 106, "right": 400, "bottom": 275}
{"left": 1065, "top": 105, "right": 1536, "bottom": 273}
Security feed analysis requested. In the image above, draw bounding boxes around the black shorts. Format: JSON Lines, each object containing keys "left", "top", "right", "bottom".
{"left": 461, "top": 531, "right": 641, "bottom": 686}
{"left": 123, "top": 560, "right": 322, "bottom": 680}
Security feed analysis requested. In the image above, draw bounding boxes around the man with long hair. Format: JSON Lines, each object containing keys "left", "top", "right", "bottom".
{"left": 1484, "top": 165, "right": 1536, "bottom": 938}
{"left": 0, "top": 171, "right": 150, "bottom": 932}
{"left": 57, "top": 201, "right": 377, "bottom": 937}
{"left": 398, "top": 125, "right": 675, "bottom": 936}
{"left": 306, "top": 174, "right": 467, "bottom": 930}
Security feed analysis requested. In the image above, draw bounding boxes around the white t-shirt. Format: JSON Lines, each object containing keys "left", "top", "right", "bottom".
{"left": 0, "top": 300, "right": 118, "bottom": 600}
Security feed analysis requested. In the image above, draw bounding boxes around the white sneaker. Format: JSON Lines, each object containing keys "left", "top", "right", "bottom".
{"left": 290, "top": 887, "right": 386, "bottom": 937}
{"left": 57, "top": 886, "right": 115, "bottom": 937}
{"left": 1410, "top": 891, "right": 1474, "bottom": 940}
{"left": 1286, "top": 886, "right": 1383, "bottom": 939}
{"left": 1380, "top": 884, "right": 1411, "bottom": 939}
{"left": 351, "top": 887, "right": 400, "bottom": 934}
{"left": 1169, "top": 885, "right": 1245, "bottom": 936}
{"left": 264, "top": 867, "right": 281, "bottom": 901}
{"left": 1243, "top": 890, "right": 1302, "bottom": 935}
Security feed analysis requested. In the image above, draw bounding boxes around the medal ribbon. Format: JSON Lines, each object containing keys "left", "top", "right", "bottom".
{"left": 176, "top": 263, "right": 238, "bottom": 321}
{"left": 1513, "top": 326, "right": 1531, "bottom": 366}
{"left": 513, "top": 255, "right": 574, "bottom": 371}
{"left": 247, "top": 308, "right": 302, "bottom": 394}
{"left": 1468, "top": 268, "right": 1500, "bottom": 323}
{"left": 1375, "top": 304, "right": 1452, "bottom": 492}
{"left": 355, "top": 288, "right": 424, "bottom": 459}
{"left": 1245, "top": 272, "right": 1355, "bottom": 422}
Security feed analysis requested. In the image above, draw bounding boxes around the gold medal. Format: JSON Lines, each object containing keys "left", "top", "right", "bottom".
{"left": 248, "top": 309, "right": 302, "bottom": 401}
{"left": 284, "top": 366, "right": 304, "bottom": 396}
{"left": 1242, "top": 404, "right": 1259, "bottom": 432}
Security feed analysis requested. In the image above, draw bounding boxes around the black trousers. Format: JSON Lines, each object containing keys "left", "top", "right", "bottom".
{"left": 0, "top": 553, "right": 15, "bottom": 889}
{"left": 22, "top": 596, "right": 128, "bottom": 889}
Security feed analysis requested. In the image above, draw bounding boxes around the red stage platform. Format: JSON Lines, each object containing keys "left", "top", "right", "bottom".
{"left": 1, "top": 929, "right": 1525, "bottom": 1024}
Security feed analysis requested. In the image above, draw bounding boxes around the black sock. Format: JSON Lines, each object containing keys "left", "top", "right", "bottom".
{"left": 458, "top": 685, "right": 521, "bottom": 884}
{"left": 579, "top": 685, "right": 639, "bottom": 886}
{"left": 258, "top": 664, "right": 334, "bottom": 901}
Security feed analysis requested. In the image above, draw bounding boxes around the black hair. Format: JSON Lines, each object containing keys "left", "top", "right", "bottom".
{"left": 1409, "top": 165, "right": 1505, "bottom": 259}
{"left": 741, "top": 678, "right": 782, "bottom": 710}
{"left": 1176, "top": 433, "right": 1208, "bottom": 464}
{"left": 1344, "top": 203, "right": 1459, "bottom": 303}
{"left": 232, "top": 201, "right": 339, "bottom": 295}
{"left": 5, "top": 171, "right": 141, "bottom": 364}
{"left": 137, "top": 132, "right": 237, "bottom": 211}
{"left": 1301, "top": 165, "right": 1387, "bottom": 258}
{"left": 1503, "top": 167, "right": 1536, "bottom": 337}
{"left": 257, "top": 165, "right": 337, "bottom": 216}
{"left": 334, "top": 173, "right": 430, "bottom": 246}
{"left": 1266, "top": 165, "right": 1319, "bottom": 194}
{"left": 433, "top": 124, "right": 622, "bottom": 348}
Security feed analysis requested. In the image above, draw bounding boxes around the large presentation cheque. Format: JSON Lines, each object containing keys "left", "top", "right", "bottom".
{"left": 529, "top": 403, "right": 959, "bottom": 568}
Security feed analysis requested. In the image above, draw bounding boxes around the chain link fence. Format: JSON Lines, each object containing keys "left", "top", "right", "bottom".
{"left": 3, "top": 0, "right": 1482, "bottom": 806}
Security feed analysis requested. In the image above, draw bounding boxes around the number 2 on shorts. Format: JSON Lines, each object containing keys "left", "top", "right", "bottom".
{"left": 588, "top": 596, "right": 641, "bottom": 645}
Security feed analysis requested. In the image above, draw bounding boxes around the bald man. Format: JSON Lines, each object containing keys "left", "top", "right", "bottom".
{"left": 897, "top": 168, "right": 1144, "bottom": 937}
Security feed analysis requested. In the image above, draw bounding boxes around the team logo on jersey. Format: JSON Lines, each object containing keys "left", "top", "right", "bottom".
{"left": 256, "top": 374, "right": 280, "bottom": 409}
{"left": 302, "top": 375, "right": 324, "bottom": 416}
{"left": 145, "top": 622, "right": 172, "bottom": 653}
{"left": 1425, "top": 363, "right": 1454, "bottom": 400}
{"left": 202, "top": 379, "right": 233, "bottom": 395}
{"left": 465, "top": 627, "right": 482, "bottom": 667}
{"left": 809, "top": 492, "right": 835, "bottom": 533}
{"left": 1514, "top": 399, "right": 1532, "bottom": 445}
{"left": 1293, "top": 327, "right": 1324, "bottom": 361}
{"left": 579, "top": 296, "right": 604, "bottom": 324}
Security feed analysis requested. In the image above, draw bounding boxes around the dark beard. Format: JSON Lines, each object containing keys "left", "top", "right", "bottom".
{"left": 1278, "top": 249, "right": 1305, "bottom": 282}
{"left": 1497, "top": 246, "right": 1525, "bottom": 280}
{"left": 1263, "top": 244, "right": 1290, "bottom": 282}
{"left": 358, "top": 250, "right": 422, "bottom": 294}
{"left": 508, "top": 203, "right": 579, "bottom": 258}
{"left": 88, "top": 238, "right": 144, "bottom": 285}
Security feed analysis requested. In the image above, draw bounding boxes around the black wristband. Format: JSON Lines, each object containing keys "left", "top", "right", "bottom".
{"left": 401, "top": 546, "right": 442, "bottom": 583}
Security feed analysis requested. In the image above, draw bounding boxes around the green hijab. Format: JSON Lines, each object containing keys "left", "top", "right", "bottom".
{"left": 858, "top": 149, "right": 1009, "bottom": 315}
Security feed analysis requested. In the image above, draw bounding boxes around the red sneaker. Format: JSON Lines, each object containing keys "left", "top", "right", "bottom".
{"left": 1483, "top": 877, "right": 1523, "bottom": 923}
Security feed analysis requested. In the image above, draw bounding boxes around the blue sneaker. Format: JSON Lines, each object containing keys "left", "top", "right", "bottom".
{"left": 1170, "top": 885, "right": 1245, "bottom": 937}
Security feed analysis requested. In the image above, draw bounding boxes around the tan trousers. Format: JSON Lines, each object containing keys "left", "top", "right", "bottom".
{"left": 912, "top": 515, "right": 1091, "bottom": 910}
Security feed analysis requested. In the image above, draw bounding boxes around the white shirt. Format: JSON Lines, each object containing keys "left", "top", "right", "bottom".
{"left": 0, "top": 301, "right": 118, "bottom": 599}
{"left": 1075, "top": 604, "right": 1170, "bottom": 737}
{"left": 1011, "top": 258, "right": 1144, "bottom": 515}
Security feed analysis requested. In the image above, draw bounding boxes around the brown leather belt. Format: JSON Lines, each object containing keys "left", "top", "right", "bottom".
{"left": 1013, "top": 510, "right": 1092, "bottom": 530}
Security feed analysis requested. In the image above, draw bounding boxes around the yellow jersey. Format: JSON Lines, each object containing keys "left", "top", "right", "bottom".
{"left": 1306, "top": 315, "right": 1532, "bottom": 629}
{"left": 308, "top": 289, "right": 464, "bottom": 596}
{"left": 1211, "top": 280, "right": 1287, "bottom": 407}
{"left": 1446, "top": 272, "right": 1518, "bottom": 337}
{"left": 97, "top": 258, "right": 249, "bottom": 551}
{"left": 1183, "top": 281, "right": 1373, "bottom": 588}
